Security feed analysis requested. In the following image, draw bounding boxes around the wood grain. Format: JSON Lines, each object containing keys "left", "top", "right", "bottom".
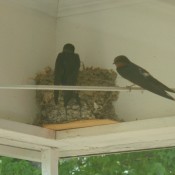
{"left": 43, "top": 119, "right": 118, "bottom": 130}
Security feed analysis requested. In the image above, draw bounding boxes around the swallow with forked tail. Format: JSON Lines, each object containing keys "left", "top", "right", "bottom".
{"left": 113, "top": 55, "right": 175, "bottom": 101}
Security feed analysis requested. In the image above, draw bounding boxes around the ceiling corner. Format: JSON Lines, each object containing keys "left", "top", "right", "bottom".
{"left": 57, "top": 0, "right": 150, "bottom": 18}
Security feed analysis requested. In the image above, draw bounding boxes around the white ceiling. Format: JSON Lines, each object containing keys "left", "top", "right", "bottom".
{"left": 2, "top": 0, "right": 59, "bottom": 17}
{"left": 3, "top": 0, "right": 171, "bottom": 17}
{"left": 58, "top": 0, "right": 149, "bottom": 17}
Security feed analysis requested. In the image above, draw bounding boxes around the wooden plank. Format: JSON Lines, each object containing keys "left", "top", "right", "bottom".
{"left": 56, "top": 116, "right": 175, "bottom": 139}
{"left": 41, "top": 149, "right": 59, "bottom": 175}
{"left": 1, "top": 117, "right": 175, "bottom": 159}
{"left": 57, "top": 126, "right": 175, "bottom": 157}
{"left": 0, "top": 137, "right": 48, "bottom": 151}
{"left": 43, "top": 119, "right": 118, "bottom": 131}
{"left": 0, "top": 118, "right": 60, "bottom": 151}
{"left": 0, "top": 144, "right": 41, "bottom": 162}
{"left": 55, "top": 116, "right": 175, "bottom": 157}
{"left": 0, "top": 118, "right": 55, "bottom": 139}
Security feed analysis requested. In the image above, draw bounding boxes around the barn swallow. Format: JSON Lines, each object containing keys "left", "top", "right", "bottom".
{"left": 113, "top": 55, "right": 175, "bottom": 101}
{"left": 54, "top": 43, "right": 81, "bottom": 118}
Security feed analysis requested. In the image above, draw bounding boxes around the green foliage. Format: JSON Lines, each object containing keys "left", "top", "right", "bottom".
{"left": 1, "top": 148, "right": 175, "bottom": 175}
{"left": 59, "top": 148, "right": 175, "bottom": 175}
{"left": 0, "top": 157, "right": 41, "bottom": 175}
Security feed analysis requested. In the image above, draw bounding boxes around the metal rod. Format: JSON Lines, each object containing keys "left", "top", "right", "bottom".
{"left": 0, "top": 85, "right": 144, "bottom": 91}
{"left": 0, "top": 85, "right": 174, "bottom": 92}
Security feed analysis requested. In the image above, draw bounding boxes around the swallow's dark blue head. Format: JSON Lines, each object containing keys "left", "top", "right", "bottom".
{"left": 63, "top": 43, "right": 75, "bottom": 53}
{"left": 113, "top": 55, "right": 130, "bottom": 64}
{"left": 113, "top": 55, "right": 131, "bottom": 69}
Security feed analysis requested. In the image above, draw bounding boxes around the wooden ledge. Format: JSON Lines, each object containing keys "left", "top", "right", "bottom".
{"left": 43, "top": 119, "right": 118, "bottom": 131}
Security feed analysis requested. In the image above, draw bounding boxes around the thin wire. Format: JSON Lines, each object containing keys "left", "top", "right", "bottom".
{"left": 0, "top": 85, "right": 148, "bottom": 91}
{"left": 0, "top": 85, "right": 174, "bottom": 92}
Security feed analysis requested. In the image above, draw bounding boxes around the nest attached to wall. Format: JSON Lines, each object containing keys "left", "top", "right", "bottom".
{"left": 34, "top": 65, "right": 119, "bottom": 125}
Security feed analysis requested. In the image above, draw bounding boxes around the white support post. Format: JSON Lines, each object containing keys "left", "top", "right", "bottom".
{"left": 41, "top": 149, "right": 59, "bottom": 175}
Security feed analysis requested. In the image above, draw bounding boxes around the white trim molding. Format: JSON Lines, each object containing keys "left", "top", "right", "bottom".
{"left": 0, "top": 0, "right": 156, "bottom": 18}
{"left": 0, "top": 0, "right": 59, "bottom": 17}
{"left": 0, "top": 116, "right": 175, "bottom": 158}
{"left": 0, "top": 144, "right": 41, "bottom": 162}
{"left": 57, "top": 0, "right": 150, "bottom": 17}
{"left": 0, "top": 116, "right": 175, "bottom": 174}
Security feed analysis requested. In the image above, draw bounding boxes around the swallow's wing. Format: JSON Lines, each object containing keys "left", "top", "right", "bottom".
{"left": 138, "top": 67, "right": 175, "bottom": 93}
{"left": 117, "top": 63, "right": 175, "bottom": 100}
{"left": 117, "top": 63, "right": 155, "bottom": 87}
{"left": 54, "top": 53, "right": 65, "bottom": 85}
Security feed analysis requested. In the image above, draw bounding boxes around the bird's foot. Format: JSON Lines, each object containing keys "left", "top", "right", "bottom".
{"left": 126, "top": 84, "right": 135, "bottom": 91}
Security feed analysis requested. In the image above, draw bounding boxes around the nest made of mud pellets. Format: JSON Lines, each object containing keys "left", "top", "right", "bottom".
{"left": 34, "top": 65, "right": 119, "bottom": 125}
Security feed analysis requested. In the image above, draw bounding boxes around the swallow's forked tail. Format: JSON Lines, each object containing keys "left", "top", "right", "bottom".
{"left": 158, "top": 90, "right": 175, "bottom": 101}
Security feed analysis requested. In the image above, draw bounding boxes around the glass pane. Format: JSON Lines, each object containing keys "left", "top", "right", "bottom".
{"left": 59, "top": 147, "right": 175, "bottom": 175}
{"left": 0, "top": 156, "right": 41, "bottom": 175}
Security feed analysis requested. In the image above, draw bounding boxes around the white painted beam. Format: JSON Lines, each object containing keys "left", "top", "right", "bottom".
{"left": 56, "top": 116, "right": 175, "bottom": 139}
{"left": 0, "top": 137, "right": 48, "bottom": 151}
{"left": 0, "top": 119, "right": 55, "bottom": 139}
{"left": 0, "top": 119, "right": 58, "bottom": 150}
{"left": 0, "top": 117, "right": 175, "bottom": 159}
{"left": 58, "top": 126, "right": 175, "bottom": 157}
{"left": 56, "top": 116, "right": 175, "bottom": 157}
{"left": 0, "top": 144, "right": 41, "bottom": 162}
{"left": 41, "top": 149, "right": 59, "bottom": 175}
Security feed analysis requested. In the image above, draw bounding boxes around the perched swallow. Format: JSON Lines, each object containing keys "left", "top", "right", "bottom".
{"left": 113, "top": 55, "right": 175, "bottom": 101}
{"left": 54, "top": 43, "right": 81, "bottom": 117}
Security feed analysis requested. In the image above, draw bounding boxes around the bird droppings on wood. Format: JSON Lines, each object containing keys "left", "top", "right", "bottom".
{"left": 34, "top": 65, "right": 119, "bottom": 125}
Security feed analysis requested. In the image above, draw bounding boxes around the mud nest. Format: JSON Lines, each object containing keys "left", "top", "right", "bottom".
{"left": 34, "top": 65, "right": 119, "bottom": 125}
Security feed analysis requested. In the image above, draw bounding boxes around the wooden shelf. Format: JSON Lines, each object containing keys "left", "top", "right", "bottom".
{"left": 43, "top": 119, "right": 118, "bottom": 131}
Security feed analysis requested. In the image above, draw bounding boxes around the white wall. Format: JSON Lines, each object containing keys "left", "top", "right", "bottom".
{"left": 56, "top": 1, "right": 175, "bottom": 121}
{"left": 0, "top": 2, "right": 57, "bottom": 123}
{"left": 1, "top": 1, "right": 175, "bottom": 123}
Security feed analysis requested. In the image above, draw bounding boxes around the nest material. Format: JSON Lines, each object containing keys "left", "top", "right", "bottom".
{"left": 34, "top": 66, "right": 119, "bottom": 125}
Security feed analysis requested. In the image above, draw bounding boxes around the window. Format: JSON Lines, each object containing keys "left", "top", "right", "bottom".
{"left": 0, "top": 156, "right": 41, "bottom": 175}
{"left": 59, "top": 147, "right": 175, "bottom": 175}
